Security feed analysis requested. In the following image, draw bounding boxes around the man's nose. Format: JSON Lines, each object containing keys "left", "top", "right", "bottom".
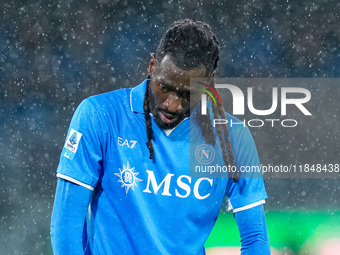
{"left": 164, "top": 94, "right": 183, "bottom": 113}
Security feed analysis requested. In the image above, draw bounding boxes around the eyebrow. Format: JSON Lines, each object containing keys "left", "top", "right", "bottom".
{"left": 158, "top": 78, "right": 192, "bottom": 92}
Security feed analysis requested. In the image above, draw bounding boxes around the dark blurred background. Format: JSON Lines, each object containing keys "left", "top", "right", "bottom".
{"left": 1, "top": 0, "right": 339, "bottom": 254}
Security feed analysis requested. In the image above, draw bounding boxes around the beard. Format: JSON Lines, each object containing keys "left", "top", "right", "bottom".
{"left": 147, "top": 86, "right": 189, "bottom": 130}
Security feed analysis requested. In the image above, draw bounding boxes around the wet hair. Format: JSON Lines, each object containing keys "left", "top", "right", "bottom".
{"left": 143, "top": 19, "right": 238, "bottom": 182}
{"left": 155, "top": 19, "right": 219, "bottom": 76}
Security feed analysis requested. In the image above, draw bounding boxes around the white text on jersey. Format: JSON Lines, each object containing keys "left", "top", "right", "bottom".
{"left": 143, "top": 170, "right": 213, "bottom": 200}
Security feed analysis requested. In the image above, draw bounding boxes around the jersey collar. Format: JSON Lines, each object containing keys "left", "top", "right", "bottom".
{"left": 130, "top": 79, "right": 148, "bottom": 113}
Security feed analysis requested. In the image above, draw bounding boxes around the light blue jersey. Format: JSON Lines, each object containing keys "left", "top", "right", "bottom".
{"left": 57, "top": 80, "right": 267, "bottom": 254}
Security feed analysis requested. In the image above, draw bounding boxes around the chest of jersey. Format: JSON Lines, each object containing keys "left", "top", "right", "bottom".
{"left": 96, "top": 109, "right": 227, "bottom": 215}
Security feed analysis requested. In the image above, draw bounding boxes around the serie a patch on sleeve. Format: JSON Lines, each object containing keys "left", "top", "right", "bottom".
{"left": 62, "top": 128, "right": 83, "bottom": 160}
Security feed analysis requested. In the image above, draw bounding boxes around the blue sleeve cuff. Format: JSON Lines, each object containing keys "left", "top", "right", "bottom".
{"left": 234, "top": 204, "right": 270, "bottom": 255}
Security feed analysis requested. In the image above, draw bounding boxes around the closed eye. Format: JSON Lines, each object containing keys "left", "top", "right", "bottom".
{"left": 159, "top": 84, "right": 170, "bottom": 93}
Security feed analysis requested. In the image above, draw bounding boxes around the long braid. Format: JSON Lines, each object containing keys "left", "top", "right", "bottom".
{"left": 200, "top": 80, "right": 238, "bottom": 182}
{"left": 211, "top": 100, "right": 238, "bottom": 182}
{"left": 215, "top": 104, "right": 238, "bottom": 182}
{"left": 143, "top": 78, "right": 154, "bottom": 159}
{"left": 197, "top": 100, "right": 215, "bottom": 146}
{"left": 211, "top": 102, "right": 230, "bottom": 172}
{"left": 217, "top": 106, "right": 238, "bottom": 181}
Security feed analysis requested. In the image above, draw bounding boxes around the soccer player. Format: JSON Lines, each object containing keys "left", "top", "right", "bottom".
{"left": 51, "top": 19, "right": 270, "bottom": 254}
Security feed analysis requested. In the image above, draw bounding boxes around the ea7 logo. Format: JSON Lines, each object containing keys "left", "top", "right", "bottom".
{"left": 143, "top": 170, "right": 213, "bottom": 200}
{"left": 117, "top": 137, "right": 137, "bottom": 148}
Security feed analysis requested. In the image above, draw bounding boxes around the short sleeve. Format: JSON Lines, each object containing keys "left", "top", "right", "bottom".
{"left": 56, "top": 98, "right": 103, "bottom": 190}
{"left": 225, "top": 125, "right": 268, "bottom": 213}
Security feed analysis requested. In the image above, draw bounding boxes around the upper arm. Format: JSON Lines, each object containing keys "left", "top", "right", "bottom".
{"left": 225, "top": 124, "right": 268, "bottom": 212}
{"left": 51, "top": 178, "right": 93, "bottom": 254}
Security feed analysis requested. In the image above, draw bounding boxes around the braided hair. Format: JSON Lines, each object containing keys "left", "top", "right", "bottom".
{"left": 143, "top": 19, "right": 238, "bottom": 182}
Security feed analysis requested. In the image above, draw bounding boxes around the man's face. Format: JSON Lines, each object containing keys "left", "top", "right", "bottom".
{"left": 148, "top": 55, "right": 209, "bottom": 130}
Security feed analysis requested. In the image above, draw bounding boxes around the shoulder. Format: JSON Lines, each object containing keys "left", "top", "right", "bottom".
{"left": 76, "top": 87, "right": 133, "bottom": 116}
{"left": 224, "top": 112, "right": 252, "bottom": 141}
{"left": 87, "top": 87, "right": 133, "bottom": 108}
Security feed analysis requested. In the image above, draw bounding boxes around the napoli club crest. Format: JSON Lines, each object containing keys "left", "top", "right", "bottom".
{"left": 195, "top": 144, "right": 215, "bottom": 164}
{"left": 114, "top": 162, "right": 142, "bottom": 194}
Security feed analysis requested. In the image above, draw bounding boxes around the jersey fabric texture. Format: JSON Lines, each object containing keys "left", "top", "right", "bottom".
{"left": 56, "top": 79, "right": 268, "bottom": 255}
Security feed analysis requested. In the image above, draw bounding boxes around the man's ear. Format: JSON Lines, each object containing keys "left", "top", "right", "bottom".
{"left": 148, "top": 53, "right": 156, "bottom": 75}
{"left": 148, "top": 59, "right": 156, "bottom": 74}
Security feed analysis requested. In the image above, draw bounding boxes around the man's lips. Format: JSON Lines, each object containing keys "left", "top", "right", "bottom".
{"left": 158, "top": 109, "right": 178, "bottom": 124}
